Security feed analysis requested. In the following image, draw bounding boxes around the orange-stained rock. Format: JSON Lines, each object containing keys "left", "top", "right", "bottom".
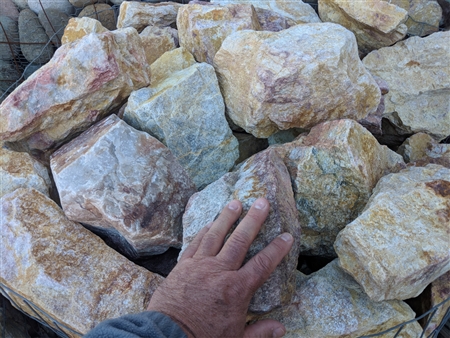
{"left": 140, "top": 25, "right": 178, "bottom": 65}
{"left": 0, "top": 188, "right": 164, "bottom": 337}
{"left": 61, "top": 17, "right": 108, "bottom": 45}
{"left": 425, "top": 271, "right": 450, "bottom": 336}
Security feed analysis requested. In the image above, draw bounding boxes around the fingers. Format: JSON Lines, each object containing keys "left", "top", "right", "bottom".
{"left": 244, "top": 319, "right": 286, "bottom": 338}
{"left": 179, "top": 225, "right": 211, "bottom": 262}
{"left": 194, "top": 200, "right": 242, "bottom": 257}
{"left": 240, "top": 233, "right": 293, "bottom": 292}
{"left": 217, "top": 198, "right": 270, "bottom": 269}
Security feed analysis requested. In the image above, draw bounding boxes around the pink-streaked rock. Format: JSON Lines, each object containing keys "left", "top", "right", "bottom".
{"left": 0, "top": 27, "right": 150, "bottom": 152}
{"left": 0, "top": 188, "right": 164, "bottom": 337}
{"left": 214, "top": 23, "right": 381, "bottom": 138}
{"left": 335, "top": 164, "right": 450, "bottom": 301}
{"left": 140, "top": 25, "right": 178, "bottom": 65}
{"left": 50, "top": 115, "right": 196, "bottom": 258}
{"left": 177, "top": 3, "right": 261, "bottom": 64}
{"left": 425, "top": 271, "right": 450, "bottom": 336}
{"left": 181, "top": 148, "right": 301, "bottom": 313}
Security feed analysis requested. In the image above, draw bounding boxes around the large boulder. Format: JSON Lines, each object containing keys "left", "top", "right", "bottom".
{"left": 124, "top": 62, "right": 238, "bottom": 189}
{"left": 0, "top": 188, "right": 164, "bottom": 337}
{"left": 50, "top": 115, "right": 196, "bottom": 258}
{"left": 363, "top": 31, "right": 450, "bottom": 141}
{"left": 319, "top": 0, "right": 408, "bottom": 54}
{"left": 278, "top": 119, "right": 405, "bottom": 257}
{"left": 335, "top": 164, "right": 450, "bottom": 301}
{"left": 177, "top": 3, "right": 261, "bottom": 64}
{"left": 181, "top": 149, "right": 301, "bottom": 313}
{"left": 0, "top": 27, "right": 150, "bottom": 152}
{"left": 213, "top": 23, "right": 381, "bottom": 138}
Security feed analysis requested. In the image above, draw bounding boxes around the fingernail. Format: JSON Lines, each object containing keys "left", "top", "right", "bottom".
{"left": 228, "top": 200, "right": 240, "bottom": 211}
{"left": 254, "top": 198, "right": 267, "bottom": 210}
{"left": 279, "top": 233, "right": 293, "bottom": 242}
{"left": 273, "top": 327, "right": 286, "bottom": 338}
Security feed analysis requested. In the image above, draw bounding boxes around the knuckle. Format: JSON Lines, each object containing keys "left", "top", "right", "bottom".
{"left": 229, "top": 233, "right": 249, "bottom": 249}
{"left": 253, "top": 252, "right": 275, "bottom": 276}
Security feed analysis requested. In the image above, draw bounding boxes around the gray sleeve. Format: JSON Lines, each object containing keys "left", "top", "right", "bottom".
{"left": 83, "top": 311, "right": 187, "bottom": 338}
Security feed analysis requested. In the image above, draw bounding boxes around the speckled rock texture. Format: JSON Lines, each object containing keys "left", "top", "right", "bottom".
{"left": 425, "top": 271, "right": 450, "bottom": 336}
{"left": 181, "top": 149, "right": 301, "bottom": 313}
{"left": 117, "top": 1, "right": 182, "bottom": 32}
{"left": 363, "top": 31, "right": 450, "bottom": 142}
{"left": 125, "top": 62, "right": 238, "bottom": 190}
{"left": 0, "top": 27, "right": 149, "bottom": 152}
{"left": 319, "top": 0, "right": 408, "bottom": 54}
{"left": 214, "top": 23, "right": 381, "bottom": 138}
{"left": 177, "top": 3, "right": 261, "bottom": 64}
{"left": 0, "top": 147, "right": 51, "bottom": 198}
{"left": 61, "top": 17, "right": 108, "bottom": 45}
{"left": 0, "top": 188, "right": 164, "bottom": 337}
{"left": 335, "top": 164, "right": 450, "bottom": 301}
{"left": 38, "top": 9, "right": 69, "bottom": 48}
{"left": 278, "top": 119, "right": 405, "bottom": 257}
{"left": 254, "top": 260, "right": 423, "bottom": 338}
{"left": 139, "top": 26, "right": 178, "bottom": 65}
{"left": 50, "top": 115, "right": 196, "bottom": 258}
{"left": 77, "top": 3, "right": 116, "bottom": 31}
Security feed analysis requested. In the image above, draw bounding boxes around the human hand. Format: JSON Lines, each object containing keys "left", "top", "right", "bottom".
{"left": 147, "top": 198, "right": 294, "bottom": 338}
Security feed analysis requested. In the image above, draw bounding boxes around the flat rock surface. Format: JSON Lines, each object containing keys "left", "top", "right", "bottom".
{"left": 363, "top": 31, "right": 450, "bottom": 141}
{"left": 125, "top": 62, "right": 238, "bottom": 190}
{"left": 335, "top": 164, "right": 450, "bottom": 301}
{"left": 182, "top": 149, "right": 301, "bottom": 313}
{"left": 50, "top": 115, "right": 196, "bottom": 258}
{"left": 0, "top": 188, "right": 164, "bottom": 337}
{"left": 214, "top": 23, "right": 381, "bottom": 138}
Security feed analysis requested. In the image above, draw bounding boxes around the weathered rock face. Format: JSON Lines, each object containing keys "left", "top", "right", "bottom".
{"left": 279, "top": 119, "right": 405, "bottom": 257}
{"left": 255, "top": 260, "right": 423, "bottom": 338}
{"left": 61, "top": 17, "right": 108, "bottom": 45}
{"left": 117, "top": 1, "right": 181, "bottom": 32}
{"left": 0, "top": 27, "right": 150, "bottom": 152}
{"left": 335, "top": 164, "right": 450, "bottom": 301}
{"left": 425, "top": 271, "right": 450, "bottom": 336}
{"left": 319, "top": 0, "right": 408, "bottom": 55}
{"left": 214, "top": 23, "right": 381, "bottom": 138}
{"left": 140, "top": 26, "right": 178, "bottom": 65}
{"left": 38, "top": 9, "right": 69, "bottom": 48}
{"left": 50, "top": 115, "right": 196, "bottom": 258}
{"left": 78, "top": 4, "right": 116, "bottom": 31}
{"left": 149, "top": 47, "right": 196, "bottom": 87}
{"left": 0, "top": 147, "right": 51, "bottom": 198}
{"left": 363, "top": 31, "right": 450, "bottom": 141}
{"left": 0, "top": 188, "right": 164, "bottom": 337}
{"left": 125, "top": 63, "right": 238, "bottom": 190}
{"left": 182, "top": 149, "right": 301, "bottom": 313}
{"left": 177, "top": 3, "right": 261, "bottom": 64}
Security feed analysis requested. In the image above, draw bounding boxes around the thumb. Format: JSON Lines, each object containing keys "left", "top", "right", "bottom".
{"left": 243, "top": 319, "right": 286, "bottom": 338}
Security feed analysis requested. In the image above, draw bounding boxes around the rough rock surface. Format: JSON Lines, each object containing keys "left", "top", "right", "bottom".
{"left": 425, "top": 271, "right": 450, "bottom": 336}
{"left": 177, "top": 3, "right": 261, "bottom": 64}
{"left": 117, "top": 1, "right": 181, "bottom": 32}
{"left": 19, "top": 9, "right": 54, "bottom": 63}
{"left": 149, "top": 47, "right": 196, "bottom": 87}
{"left": 61, "top": 17, "right": 108, "bottom": 44}
{"left": 0, "top": 16, "right": 19, "bottom": 62}
{"left": 78, "top": 3, "right": 116, "bottom": 31}
{"left": 0, "top": 188, "right": 164, "bottom": 337}
{"left": 140, "top": 26, "right": 178, "bottom": 65}
{"left": 0, "top": 147, "right": 51, "bottom": 198}
{"left": 28, "top": 0, "right": 73, "bottom": 15}
{"left": 363, "top": 32, "right": 450, "bottom": 141}
{"left": 69, "top": 0, "right": 106, "bottom": 9}
{"left": 125, "top": 62, "right": 238, "bottom": 189}
{"left": 255, "top": 260, "right": 423, "bottom": 337}
{"left": 0, "top": 27, "right": 150, "bottom": 151}
{"left": 279, "top": 119, "right": 405, "bottom": 257}
{"left": 182, "top": 149, "right": 301, "bottom": 313}
{"left": 319, "top": 0, "right": 408, "bottom": 54}
{"left": 398, "top": 132, "right": 450, "bottom": 167}
{"left": 2, "top": 0, "right": 19, "bottom": 20}
{"left": 335, "top": 164, "right": 450, "bottom": 301}
{"left": 50, "top": 115, "right": 196, "bottom": 258}
{"left": 11, "top": 0, "right": 28, "bottom": 10}
{"left": 214, "top": 23, "right": 381, "bottom": 138}
{"left": 38, "top": 9, "right": 70, "bottom": 48}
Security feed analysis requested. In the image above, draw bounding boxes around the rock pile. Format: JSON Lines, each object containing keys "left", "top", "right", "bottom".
{"left": 0, "top": 0, "right": 449, "bottom": 337}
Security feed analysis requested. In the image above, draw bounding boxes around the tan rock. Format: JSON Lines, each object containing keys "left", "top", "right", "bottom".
{"left": 78, "top": 3, "right": 116, "bottom": 31}
{"left": 363, "top": 31, "right": 450, "bottom": 141}
{"left": 0, "top": 147, "right": 51, "bottom": 198}
{"left": 117, "top": 1, "right": 181, "bottom": 32}
{"left": 140, "top": 26, "right": 178, "bottom": 65}
{"left": 319, "top": 0, "right": 408, "bottom": 54}
{"left": 0, "top": 188, "right": 164, "bottom": 337}
{"left": 425, "top": 271, "right": 450, "bottom": 336}
{"left": 335, "top": 164, "right": 450, "bottom": 301}
{"left": 61, "top": 17, "right": 108, "bottom": 45}
{"left": 0, "top": 27, "right": 150, "bottom": 151}
{"left": 177, "top": 3, "right": 261, "bottom": 64}
{"left": 254, "top": 260, "right": 423, "bottom": 337}
{"left": 214, "top": 23, "right": 381, "bottom": 138}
